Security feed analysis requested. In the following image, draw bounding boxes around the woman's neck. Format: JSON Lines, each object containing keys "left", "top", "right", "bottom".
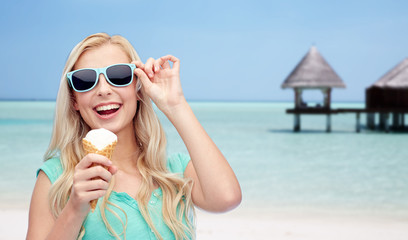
{"left": 111, "top": 124, "right": 140, "bottom": 171}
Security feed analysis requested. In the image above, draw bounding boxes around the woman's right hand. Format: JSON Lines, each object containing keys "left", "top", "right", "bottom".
{"left": 68, "top": 153, "right": 117, "bottom": 216}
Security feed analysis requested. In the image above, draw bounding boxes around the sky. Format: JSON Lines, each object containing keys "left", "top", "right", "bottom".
{"left": 0, "top": 0, "right": 407, "bottom": 102}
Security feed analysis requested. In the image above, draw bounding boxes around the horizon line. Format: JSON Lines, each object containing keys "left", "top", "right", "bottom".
{"left": 0, "top": 98, "right": 365, "bottom": 104}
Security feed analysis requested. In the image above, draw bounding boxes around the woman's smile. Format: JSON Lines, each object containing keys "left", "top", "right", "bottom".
{"left": 94, "top": 103, "right": 122, "bottom": 119}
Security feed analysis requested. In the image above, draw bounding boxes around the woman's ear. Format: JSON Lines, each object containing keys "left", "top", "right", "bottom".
{"left": 136, "top": 86, "right": 143, "bottom": 101}
{"left": 72, "top": 94, "right": 80, "bottom": 110}
{"left": 74, "top": 102, "right": 79, "bottom": 111}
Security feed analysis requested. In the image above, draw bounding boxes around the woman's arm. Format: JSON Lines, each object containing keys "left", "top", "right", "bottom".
{"left": 27, "top": 171, "right": 85, "bottom": 240}
{"left": 27, "top": 171, "right": 56, "bottom": 239}
{"left": 167, "top": 100, "right": 242, "bottom": 212}
{"left": 27, "top": 155, "right": 116, "bottom": 239}
{"left": 134, "top": 56, "right": 242, "bottom": 212}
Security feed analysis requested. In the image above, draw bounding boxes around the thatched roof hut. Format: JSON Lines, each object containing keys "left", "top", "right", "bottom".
{"left": 370, "top": 58, "right": 408, "bottom": 88}
{"left": 281, "top": 46, "right": 346, "bottom": 89}
{"left": 366, "top": 58, "right": 408, "bottom": 109}
{"left": 282, "top": 46, "right": 346, "bottom": 109}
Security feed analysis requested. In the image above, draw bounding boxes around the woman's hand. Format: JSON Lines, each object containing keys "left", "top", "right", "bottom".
{"left": 68, "top": 154, "right": 117, "bottom": 216}
{"left": 132, "top": 55, "right": 185, "bottom": 116}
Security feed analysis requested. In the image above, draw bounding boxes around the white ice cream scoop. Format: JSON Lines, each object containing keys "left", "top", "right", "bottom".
{"left": 84, "top": 128, "right": 117, "bottom": 150}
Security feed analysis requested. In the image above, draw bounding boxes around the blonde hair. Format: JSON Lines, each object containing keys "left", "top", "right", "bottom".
{"left": 44, "top": 33, "right": 195, "bottom": 239}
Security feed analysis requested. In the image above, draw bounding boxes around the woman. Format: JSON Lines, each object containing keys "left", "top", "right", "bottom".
{"left": 27, "top": 33, "right": 241, "bottom": 239}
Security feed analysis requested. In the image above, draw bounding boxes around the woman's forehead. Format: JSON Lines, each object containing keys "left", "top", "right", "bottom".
{"left": 74, "top": 44, "right": 129, "bottom": 70}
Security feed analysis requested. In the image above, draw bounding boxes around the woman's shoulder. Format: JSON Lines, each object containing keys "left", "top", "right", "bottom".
{"left": 36, "top": 157, "right": 63, "bottom": 184}
{"left": 166, "top": 153, "right": 191, "bottom": 176}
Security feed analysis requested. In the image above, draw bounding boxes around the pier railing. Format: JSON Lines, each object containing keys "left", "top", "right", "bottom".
{"left": 286, "top": 108, "right": 408, "bottom": 132}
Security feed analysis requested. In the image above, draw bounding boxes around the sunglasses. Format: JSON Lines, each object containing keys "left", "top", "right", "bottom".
{"left": 67, "top": 63, "right": 136, "bottom": 92}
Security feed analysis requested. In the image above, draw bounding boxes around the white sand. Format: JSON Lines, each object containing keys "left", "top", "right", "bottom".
{"left": 3, "top": 207, "right": 408, "bottom": 240}
{"left": 196, "top": 209, "right": 408, "bottom": 240}
{"left": 0, "top": 209, "right": 29, "bottom": 240}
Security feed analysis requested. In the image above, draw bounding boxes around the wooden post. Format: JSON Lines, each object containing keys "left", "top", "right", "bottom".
{"left": 399, "top": 113, "right": 405, "bottom": 130}
{"left": 384, "top": 113, "right": 390, "bottom": 133}
{"left": 295, "top": 88, "right": 303, "bottom": 109}
{"left": 294, "top": 114, "right": 301, "bottom": 132}
{"left": 379, "top": 113, "right": 386, "bottom": 130}
{"left": 294, "top": 89, "right": 299, "bottom": 109}
{"left": 356, "top": 112, "right": 361, "bottom": 133}
{"left": 366, "top": 113, "right": 375, "bottom": 130}
{"left": 326, "top": 114, "right": 331, "bottom": 132}
{"left": 325, "top": 88, "right": 332, "bottom": 109}
{"left": 392, "top": 113, "right": 399, "bottom": 129}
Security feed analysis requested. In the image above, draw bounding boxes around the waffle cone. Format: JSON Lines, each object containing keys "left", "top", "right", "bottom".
{"left": 82, "top": 139, "right": 117, "bottom": 159}
{"left": 82, "top": 139, "right": 117, "bottom": 212}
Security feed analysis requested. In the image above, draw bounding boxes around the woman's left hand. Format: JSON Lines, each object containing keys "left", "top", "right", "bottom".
{"left": 133, "top": 55, "right": 185, "bottom": 115}
{"left": 134, "top": 56, "right": 241, "bottom": 213}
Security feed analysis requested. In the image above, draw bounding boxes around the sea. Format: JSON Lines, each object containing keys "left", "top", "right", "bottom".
{"left": 1, "top": 101, "right": 407, "bottom": 220}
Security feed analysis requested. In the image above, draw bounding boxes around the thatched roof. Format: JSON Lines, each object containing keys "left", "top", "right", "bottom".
{"left": 370, "top": 58, "right": 408, "bottom": 89}
{"left": 281, "top": 46, "right": 346, "bottom": 89}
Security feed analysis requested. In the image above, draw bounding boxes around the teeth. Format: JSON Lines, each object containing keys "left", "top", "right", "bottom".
{"left": 96, "top": 104, "right": 120, "bottom": 112}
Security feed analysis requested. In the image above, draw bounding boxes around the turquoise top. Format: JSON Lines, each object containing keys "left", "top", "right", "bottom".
{"left": 37, "top": 153, "right": 192, "bottom": 240}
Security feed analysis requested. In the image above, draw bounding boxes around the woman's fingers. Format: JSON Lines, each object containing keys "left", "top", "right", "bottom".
{"left": 144, "top": 57, "right": 156, "bottom": 78}
{"left": 134, "top": 68, "right": 153, "bottom": 90}
{"left": 75, "top": 156, "right": 114, "bottom": 181}
{"left": 107, "top": 165, "right": 118, "bottom": 175}
{"left": 74, "top": 179, "right": 110, "bottom": 193}
{"left": 70, "top": 154, "right": 117, "bottom": 213}
{"left": 70, "top": 187, "right": 107, "bottom": 207}
{"left": 74, "top": 154, "right": 114, "bottom": 188}
{"left": 76, "top": 153, "right": 112, "bottom": 170}
{"left": 141, "top": 55, "right": 180, "bottom": 79}
{"left": 131, "top": 60, "right": 144, "bottom": 69}
{"left": 88, "top": 165, "right": 113, "bottom": 182}
{"left": 161, "top": 60, "right": 171, "bottom": 69}
{"left": 156, "top": 55, "right": 180, "bottom": 70}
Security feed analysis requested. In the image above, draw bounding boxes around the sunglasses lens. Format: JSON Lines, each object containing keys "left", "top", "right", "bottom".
{"left": 106, "top": 65, "right": 133, "bottom": 85}
{"left": 72, "top": 69, "right": 97, "bottom": 91}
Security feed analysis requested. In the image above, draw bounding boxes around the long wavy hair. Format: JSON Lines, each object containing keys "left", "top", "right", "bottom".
{"left": 44, "top": 33, "right": 195, "bottom": 239}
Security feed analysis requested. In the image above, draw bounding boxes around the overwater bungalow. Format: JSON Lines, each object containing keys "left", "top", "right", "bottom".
{"left": 366, "top": 58, "right": 408, "bottom": 131}
{"left": 281, "top": 46, "right": 346, "bottom": 132}
{"left": 282, "top": 47, "right": 408, "bottom": 133}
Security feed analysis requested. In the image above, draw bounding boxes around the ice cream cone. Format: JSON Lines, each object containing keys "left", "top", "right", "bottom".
{"left": 82, "top": 135, "right": 117, "bottom": 212}
{"left": 82, "top": 139, "right": 117, "bottom": 159}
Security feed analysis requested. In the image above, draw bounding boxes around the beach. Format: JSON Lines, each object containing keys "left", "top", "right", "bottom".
{"left": 1, "top": 101, "right": 408, "bottom": 239}
{"left": 196, "top": 209, "right": 408, "bottom": 240}
{"left": 2, "top": 207, "right": 408, "bottom": 240}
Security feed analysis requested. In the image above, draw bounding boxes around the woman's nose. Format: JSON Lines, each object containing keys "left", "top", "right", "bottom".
{"left": 95, "top": 73, "right": 112, "bottom": 96}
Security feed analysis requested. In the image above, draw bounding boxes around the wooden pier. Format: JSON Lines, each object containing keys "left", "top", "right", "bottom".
{"left": 286, "top": 108, "right": 408, "bottom": 132}
{"left": 281, "top": 47, "right": 407, "bottom": 133}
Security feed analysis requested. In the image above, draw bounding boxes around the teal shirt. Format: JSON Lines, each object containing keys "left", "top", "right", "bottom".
{"left": 37, "top": 153, "right": 192, "bottom": 240}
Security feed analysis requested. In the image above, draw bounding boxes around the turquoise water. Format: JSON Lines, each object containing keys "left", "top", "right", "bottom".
{"left": 1, "top": 101, "right": 407, "bottom": 219}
